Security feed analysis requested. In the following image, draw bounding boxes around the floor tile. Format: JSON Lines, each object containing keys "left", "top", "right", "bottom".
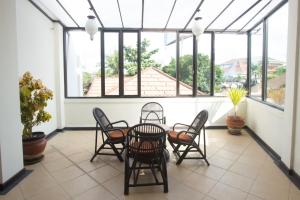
{"left": 194, "top": 165, "right": 226, "bottom": 180}
{"left": 209, "top": 183, "right": 248, "bottom": 200}
{"left": 51, "top": 165, "right": 85, "bottom": 183}
{"left": 219, "top": 171, "right": 253, "bottom": 192}
{"left": 73, "top": 185, "right": 117, "bottom": 200}
{"left": 250, "top": 180, "right": 289, "bottom": 200}
{"left": 89, "top": 165, "right": 120, "bottom": 184}
{"left": 183, "top": 173, "right": 217, "bottom": 194}
{"left": 25, "top": 185, "right": 69, "bottom": 200}
{"left": 42, "top": 157, "right": 73, "bottom": 172}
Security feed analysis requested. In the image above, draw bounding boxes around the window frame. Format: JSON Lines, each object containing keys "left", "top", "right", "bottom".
{"left": 64, "top": 28, "right": 216, "bottom": 98}
{"left": 247, "top": 0, "right": 288, "bottom": 111}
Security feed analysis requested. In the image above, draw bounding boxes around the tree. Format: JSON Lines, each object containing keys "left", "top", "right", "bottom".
{"left": 162, "top": 53, "right": 224, "bottom": 94}
{"left": 106, "top": 38, "right": 161, "bottom": 76}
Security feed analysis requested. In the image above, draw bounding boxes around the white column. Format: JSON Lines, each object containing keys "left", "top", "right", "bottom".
{"left": 0, "top": 0, "right": 24, "bottom": 183}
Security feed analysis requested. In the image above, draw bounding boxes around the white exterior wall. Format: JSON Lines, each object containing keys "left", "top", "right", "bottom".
{"left": 0, "top": 0, "right": 24, "bottom": 183}
{"left": 64, "top": 97, "right": 246, "bottom": 127}
{"left": 16, "top": 0, "right": 60, "bottom": 135}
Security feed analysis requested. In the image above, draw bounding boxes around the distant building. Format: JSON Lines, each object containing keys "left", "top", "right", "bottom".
{"left": 87, "top": 67, "right": 204, "bottom": 96}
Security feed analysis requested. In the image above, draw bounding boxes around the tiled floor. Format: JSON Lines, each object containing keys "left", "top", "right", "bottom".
{"left": 1, "top": 129, "right": 299, "bottom": 200}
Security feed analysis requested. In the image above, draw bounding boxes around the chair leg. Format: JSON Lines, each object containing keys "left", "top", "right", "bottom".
{"left": 194, "top": 143, "right": 210, "bottom": 166}
{"left": 90, "top": 142, "right": 106, "bottom": 162}
{"left": 176, "top": 145, "right": 191, "bottom": 165}
{"left": 124, "top": 154, "right": 129, "bottom": 195}
{"left": 161, "top": 156, "right": 168, "bottom": 193}
{"left": 110, "top": 143, "right": 124, "bottom": 162}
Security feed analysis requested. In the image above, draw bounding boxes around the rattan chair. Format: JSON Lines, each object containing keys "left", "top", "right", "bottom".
{"left": 168, "top": 110, "right": 209, "bottom": 165}
{"left": 90, "top": 107, "right": 129, "bottom": 162}
{"left": 140, "top": 102, "right": 166, "bottom": 124}
{"left": 124, "top": 123, "right": 168, "bottom": 195}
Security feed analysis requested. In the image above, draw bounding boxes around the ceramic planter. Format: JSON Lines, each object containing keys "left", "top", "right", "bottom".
{"left": 22, "top": 132, "right": 47, "bottom": 165}
{"left": 226, "top": 116, "right": 245, "bottom": 135}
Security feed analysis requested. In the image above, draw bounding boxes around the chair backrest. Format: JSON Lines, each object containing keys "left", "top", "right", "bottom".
{"left": 93, "top": 107, "right": 112, "bottom": 131}
{"left": 187, "top": 110, "right": 208, "bottom": 136}
{"left": 126, "top": 123, "right": 166, "bottom": 156}
{"left": 140, "top": 102, "right": 165, "bottom": 124}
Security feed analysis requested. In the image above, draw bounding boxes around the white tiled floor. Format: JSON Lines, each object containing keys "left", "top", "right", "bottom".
{"left": 1, "top": 129, "right": 299, "bottom": 200}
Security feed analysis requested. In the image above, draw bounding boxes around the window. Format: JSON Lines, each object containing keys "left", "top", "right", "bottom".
{"left": 266, "top": 4, "right": 288, "bottom": 107}
{"left": 141, "top": 32, "right": 177, "bottom": 97}
{"left": 66, "top": 30, "right": 101, "bottom": 97}
{"left": 178, "top": 33, "right": 194, "bottom": 96}
{"left": 123, "top": 32, "right": 138, "bottom": 95}
{"left": 103, "top": 32, "right": 120, "bottom": 96}
{"left": 215, "top": 34, "right": 247, "bottom": 96}
{"left": 250, "top": 24, "right": 263, "bottom": 99}
{"left": 197, "top": 34, "right": 212, "bottom": 96}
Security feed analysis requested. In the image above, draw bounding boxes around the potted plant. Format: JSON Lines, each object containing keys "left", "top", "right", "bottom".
{"left": 19, "top": 72, "right": 53, "bottom": 164}
{"left": 226, "top": 87, "right": 247, "bottom": 135}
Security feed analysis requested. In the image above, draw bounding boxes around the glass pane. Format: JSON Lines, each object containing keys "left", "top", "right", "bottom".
{"left": 179, "top": 33, "right": 193, "bottom": 95}
{"left": 250, "top": 24, "right": 263, "bottom": 99}
{"left": 104, "top": 32, "right": 119, "bottom": 95}
{"left": 119, "top": 0, "right": 142, "bottom": 28}
{"left": 124, "top": 32, "right": 138, "bottom": 95}
{"left": 197, "top": 34, "right": 211, "bottom": 95}
{"left": 215, "top": 34, "right": 247, "bottom": 96}
{"left": 242, "top": 0, "right": 282, "bottom": 31}
{"left": 210, "top": 0, "right": 258, "bottom": 30}
{"left": 266, "top": 4, "right": 288, "bottom": 107}
{"left": 187, "top": 0, "right": 232, "bottom": 30}
{"left": 144, "top": 0, "right": 175, "bottom": 28}
{"left": 59, "top": 0, "right": 99, "bottom": 27}
{"left": 141, "top": 32, "right": 176, "bottom": 96}
{"left": 167, "top": 0, "right": 199, "bottom": 29}
{"left": 230, "top": 0, "right": 273, "bottom": 30}
{"left": 66, "top": 31, "right": 101, "bottom": 97}
{"left": 91, "top": 0, "right": 122, "bottom": 27}
{"left": 33, "top": 0, "right": 76, "bottom": 26}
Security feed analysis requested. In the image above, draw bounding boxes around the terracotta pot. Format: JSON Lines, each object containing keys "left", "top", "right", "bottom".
{"left": 23, "top": 132, "right": 47, "bottom": 165}
{"left": 226, "top": 116, "right": 245, "bottom": 135}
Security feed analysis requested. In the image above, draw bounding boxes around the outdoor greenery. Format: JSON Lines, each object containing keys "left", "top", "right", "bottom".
{"left": 228, "top": 87, "right": 247, "bottom": 116}
{"left": 106, "top": 39, "right": 161, "bottom": 76}
{"left": 104, "top": 38, "right": 224, "bottom": 94}
{"left": 19, "top": 72, "right": 53, "bottom": 137}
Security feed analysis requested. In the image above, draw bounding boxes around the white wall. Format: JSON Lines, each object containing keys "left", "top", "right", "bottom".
{"left": 292, "top": 0, "right": 300, "bottom": 174}
{"left": 16, "top": 0, "right": 59, "bottom": 135}
{"left": 246, "top": 0, "right": 300, "bottom": 171}
{"left": 64, "top": 97, "right": 246, "bottom": 127}
{"left": 0, "top": 0, "right": 24, "bottom": 183}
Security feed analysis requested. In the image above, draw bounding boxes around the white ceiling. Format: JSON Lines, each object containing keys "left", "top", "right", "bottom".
{"left": 31, "top": 0, "right": 283, "bottom": 32}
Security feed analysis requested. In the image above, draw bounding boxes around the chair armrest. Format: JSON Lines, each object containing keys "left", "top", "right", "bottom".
{"left": 173, "top": 123, "right": 190, "bottom": 131}
{"left": 110, "top": 120, "right": 129, "bottom": 128}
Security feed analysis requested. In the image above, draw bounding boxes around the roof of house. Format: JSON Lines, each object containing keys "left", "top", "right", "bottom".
{"left": 87, "top": 67, "right": 204, "bottom": 96}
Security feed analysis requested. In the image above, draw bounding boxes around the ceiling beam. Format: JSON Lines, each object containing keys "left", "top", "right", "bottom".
{"left": 87, "top": 0, "right": 104, "bottom": 28}
{"left": 164, "top": 0, "right": 177, "bottom": 29}
{"left": 56, "top": 0, "right": 79, "bottom": 27}
{"left": 182, "top": 0, "right": 205, "bottom": 30}
{"left": 223, "top": 0, "right": 262, "bottom": 32}
{"left": 238, "top": 0, "right": 272, "bottom": 32}
{"left": 205, "top": 0, "right": 235, "bottom": 30}
{"left": 141, "top": 0, "right": 145, "bottom": 28}
{"left": 28, "top": 0, "right": 66, "bottom": 27}
{"left": 116, "top": 0, "right": 124, "bottom": 28}
{"left": 248, "top": 0, "right": 287, "bottom": 32}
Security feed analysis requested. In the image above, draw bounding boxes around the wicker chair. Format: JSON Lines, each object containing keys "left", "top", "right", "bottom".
{"left": 140, "top": 102, "right": 166, "bottom": 124}
{"left": 168, "top": 110, "right": 209, "bottom": 165}
{"left": 90, "top": 107, "right": 129, "bottom": 162}
{"left": 124, "top": 123, "right": 168, "bottom": 195}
